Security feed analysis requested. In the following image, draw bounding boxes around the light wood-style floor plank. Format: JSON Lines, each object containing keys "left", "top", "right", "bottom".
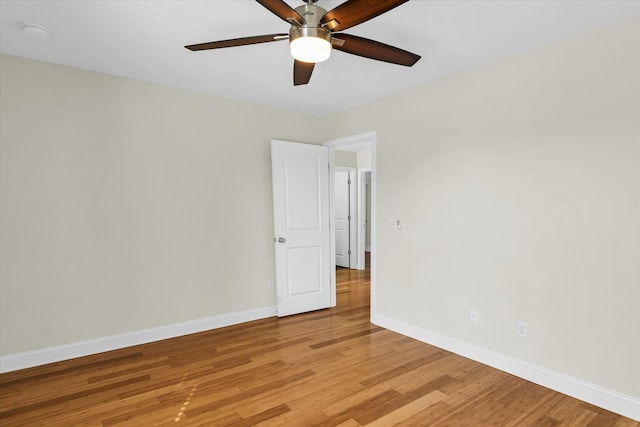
{"left": 1, "top": 255, "right": 638, "bottom": 426}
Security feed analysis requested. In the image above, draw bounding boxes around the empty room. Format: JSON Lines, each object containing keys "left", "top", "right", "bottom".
{"left": 1, "top": 1, "right": 639, "bottom": 425}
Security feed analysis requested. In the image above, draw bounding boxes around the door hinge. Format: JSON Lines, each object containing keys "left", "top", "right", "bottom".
{"left": 348, "top": 179, "right": 351, "bottom": 185}
{"left": 348, "top": 215, "right": 351, "bottom": 221}
{"left": 348, "top": 249, "right": 351, "bottom": 255}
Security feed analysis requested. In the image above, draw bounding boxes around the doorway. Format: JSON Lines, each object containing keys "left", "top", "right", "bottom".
{"left": 324, "top": 132, "right": 376, "bottom": 312}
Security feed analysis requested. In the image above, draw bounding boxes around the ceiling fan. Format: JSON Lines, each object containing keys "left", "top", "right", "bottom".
{"left": 185, "top": 0, "right": 421, "bottom": 86}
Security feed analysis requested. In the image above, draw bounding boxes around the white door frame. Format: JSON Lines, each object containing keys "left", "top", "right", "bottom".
{"left": 358, "top": 167, "right": 371, "bottom": 267}
{"left": 324, "top": 131, "right": 376, "bottom": 313}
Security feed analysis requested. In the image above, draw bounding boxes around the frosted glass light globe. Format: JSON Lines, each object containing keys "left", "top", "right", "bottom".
{"left": 290, "top": 36, "right": 332, "bottom": 63}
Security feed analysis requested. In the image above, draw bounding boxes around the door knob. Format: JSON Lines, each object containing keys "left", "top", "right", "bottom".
{"left": 277, "top": 237, "right": 286, "bottom": 243}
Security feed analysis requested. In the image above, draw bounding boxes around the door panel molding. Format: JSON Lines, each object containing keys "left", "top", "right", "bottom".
{"left": 271, "top": 140, "right": 332, "bottom": 317}
{"left": 334, "top": 167, "right": 356, "bottom": 268}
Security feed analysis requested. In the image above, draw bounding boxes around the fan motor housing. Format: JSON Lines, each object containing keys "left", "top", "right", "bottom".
{"left": 293, "top": 3, "right": 326, "bottom": 28}
{"left": 291, "top": 3, "right": 331, "bottom": 42}
{"left": 290, "top": 26, "right": 331, "bottom": 44}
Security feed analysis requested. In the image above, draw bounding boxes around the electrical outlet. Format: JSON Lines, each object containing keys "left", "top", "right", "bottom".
{"left": 469, "top": 308, "right": 479, "bottom": 323}
{"left": 517, "top": 320, "right": 528, "bottom": 337}
{"left": 267, "top": 280, "right": 274, "bottom": 290}
{"left": 387, "top": 217, "right": 404, "bottom": 230}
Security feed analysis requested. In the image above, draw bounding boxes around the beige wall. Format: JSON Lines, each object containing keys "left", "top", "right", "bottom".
{"left": 1, "top": 15, "right": 638, "bottom": 401}
{"left": 334, "top": 150, "right": 357, "bottom": 167}
{"left": 357, "top": 150, "right": 372, "bottom": 168}
{"left": 334, "top": 149, "right": 371, "bottom": 168}
{"left": 327, "top": 17, "right": 640, "bottom": 398}
{"left": 0, "top": 55, "right": 329, "bottom": 355}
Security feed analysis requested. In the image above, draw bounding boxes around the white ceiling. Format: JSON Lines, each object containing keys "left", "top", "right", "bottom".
{"left": 1, "top": 1, "right": 638, "bottom": 116}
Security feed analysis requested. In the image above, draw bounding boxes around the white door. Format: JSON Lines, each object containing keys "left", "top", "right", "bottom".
{"left": 271, "top": 140, "right": 332, "bottom": 317}
{"left": 334, "top": 171, "right": 350, "bottom": 268}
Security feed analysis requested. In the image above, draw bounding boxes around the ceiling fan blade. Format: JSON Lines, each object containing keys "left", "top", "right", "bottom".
{"left": 256, "top": 0, "right": 305, "bottom": 25}
{"left": 332, "top": 33, "right": 420, "bottom": 66}
{"left": 294, "top": 60, "right": 315, "bottom": 86}
{"left": 185, "top": 34, "right": 288, "bottom": 51}
{"left": 321, "top": 0, "right": 409, "bottom": 32}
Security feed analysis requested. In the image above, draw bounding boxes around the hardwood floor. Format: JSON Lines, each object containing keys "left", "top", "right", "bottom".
{"left": 1, "top": 257, "right": 638, "bottom": 426}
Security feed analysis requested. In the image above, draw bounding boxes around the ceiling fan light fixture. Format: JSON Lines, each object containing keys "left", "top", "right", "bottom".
{"left": 289, "top": 27, "right": 331, "bottom": 63}
{"left": 186, "top": 0, "right": 421, "bottom": 86}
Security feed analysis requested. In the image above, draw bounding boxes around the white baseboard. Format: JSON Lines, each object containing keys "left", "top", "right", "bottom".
{"left": 0, "top": 306, "right": 277, "bottom": 374}
{"left": 372, "top": 312, "right": 640, "bottom": 422}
